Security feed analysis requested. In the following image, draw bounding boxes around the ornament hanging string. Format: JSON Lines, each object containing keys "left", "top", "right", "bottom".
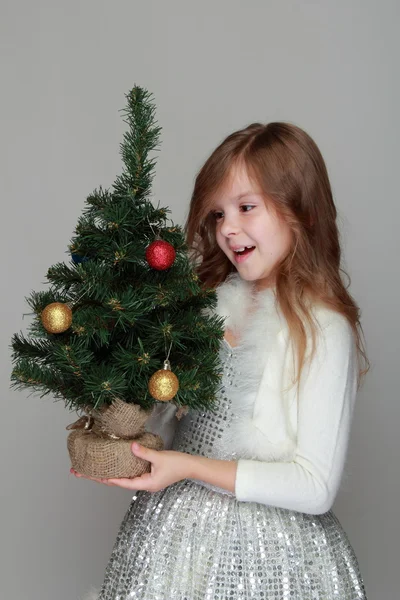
{"left": 165, "top": 338, "right": 173, "bottom": 362}
{"left": 147, "top": 217, "right": 161, "bottom": 241}
{"left": 148, "top": 334, "right": 179, "bottom": 401}
{"left": 66, "top": 282, "right": 95, "bottom": 309}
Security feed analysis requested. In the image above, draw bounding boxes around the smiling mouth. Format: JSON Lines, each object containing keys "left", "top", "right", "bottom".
{"left": 233, "top": 245, "right": 255, "bottom": 256}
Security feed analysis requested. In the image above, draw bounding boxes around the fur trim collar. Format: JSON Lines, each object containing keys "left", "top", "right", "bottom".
{"left": 213, "top": 274, "right": 296, "bottom": 462}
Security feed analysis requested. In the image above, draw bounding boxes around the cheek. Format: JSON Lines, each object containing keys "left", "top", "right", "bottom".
{"left": 215, "top": 227, "right": 225, "bottom": 249}
{"left": 279, "top": 227, "right": 293, "bottom": 258}
{"left": 265, "top": 224, "right": 292, "bottom": 259}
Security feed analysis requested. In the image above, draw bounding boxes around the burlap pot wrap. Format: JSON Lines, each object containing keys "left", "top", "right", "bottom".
{"left": 67, "top": 399, "right": 164, "bottom": 478}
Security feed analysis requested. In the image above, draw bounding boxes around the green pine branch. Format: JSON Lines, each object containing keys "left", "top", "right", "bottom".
{"left": 10, "top": 85, "right": 225, "bottom": 413}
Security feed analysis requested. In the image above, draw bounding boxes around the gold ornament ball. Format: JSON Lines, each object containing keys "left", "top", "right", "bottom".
{"left": 148, "top": 368, "right": 179, "bottom": 402}
{"left": 41, "top": 302, "right": 73, "bottom": 334}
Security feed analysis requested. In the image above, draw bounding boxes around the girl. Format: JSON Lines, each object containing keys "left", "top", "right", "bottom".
{"left": 76, "top": 122, "right": 369, "bottom": 599}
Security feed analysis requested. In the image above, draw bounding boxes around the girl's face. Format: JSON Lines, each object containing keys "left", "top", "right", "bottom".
{"left": 212, "top": 164, "right": 293, "bottom": 290}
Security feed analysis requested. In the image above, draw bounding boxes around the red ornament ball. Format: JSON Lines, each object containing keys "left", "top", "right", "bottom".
{"left": 145, "top": 240, "right": 176, "bottom": 270}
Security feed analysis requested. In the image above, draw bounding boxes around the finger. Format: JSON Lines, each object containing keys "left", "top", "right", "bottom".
{"left": 133, "top": 472, "right": 153, "bottom": 486}
{"left": 105, "top": 478, "right": 143, "bottom": 490}
{"left": 70, "top": 469, "right": 111, "bottom": 485}
{"left": 70, "top": 468, "right": 87, "bottom": 479}
{"left": 106, "top": 478, "right": 133, "bottom": 486}
{"left": 108, "top": 472, "right": 152, "bottom": 486}
{"left": 107, "top": 473, "right": 152, "bottom": 490}
{"left": 131, "top": 442, "right": 158, "bottom": 462}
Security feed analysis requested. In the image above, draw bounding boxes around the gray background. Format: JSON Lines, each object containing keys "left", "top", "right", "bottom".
{"left": 1, "top": 1, "right": 398, "bottom": 599}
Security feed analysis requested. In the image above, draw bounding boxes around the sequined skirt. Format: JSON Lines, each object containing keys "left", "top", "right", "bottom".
{"left": 98, "top": 479, "right": 366, "bottom": 600}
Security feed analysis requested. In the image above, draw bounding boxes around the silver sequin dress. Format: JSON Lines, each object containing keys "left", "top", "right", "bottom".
{"left": 98, "top": 339, "right": 367, "bottom": 600}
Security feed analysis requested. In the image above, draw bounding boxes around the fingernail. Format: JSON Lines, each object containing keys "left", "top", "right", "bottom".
{"left": 132, "top": 442, "right": 139, "bottom": 451}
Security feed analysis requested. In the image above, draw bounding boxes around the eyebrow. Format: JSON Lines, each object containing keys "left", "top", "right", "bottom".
{"left": 235, "top": 192, "right": 256, "bottom": 200}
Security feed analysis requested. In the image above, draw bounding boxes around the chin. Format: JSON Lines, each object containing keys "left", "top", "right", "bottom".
{"left": 236, "top": 269, "right": 271, "bottom": 284}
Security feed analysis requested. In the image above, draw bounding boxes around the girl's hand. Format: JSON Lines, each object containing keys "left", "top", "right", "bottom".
{"left": 70, "top": 442, "right": 193, "bottom": 492}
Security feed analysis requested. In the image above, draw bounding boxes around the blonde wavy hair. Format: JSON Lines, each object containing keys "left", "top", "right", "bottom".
{"left": 185, "top": 122, "right": 369, "bottom": 387}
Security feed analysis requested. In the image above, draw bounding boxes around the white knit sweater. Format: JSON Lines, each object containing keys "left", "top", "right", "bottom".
{"left": 148, "top": 274, "right": 358, "bottom": 515}
{"left": 214, "top": 274, "right": 358, "bottom": 515}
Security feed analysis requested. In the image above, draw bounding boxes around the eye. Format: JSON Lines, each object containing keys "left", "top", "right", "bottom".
{"left": 212, "top": 211, "right": 224, "bottom": 221}
{"left": 240, "top": 204, "right": 255, "bottom": 213}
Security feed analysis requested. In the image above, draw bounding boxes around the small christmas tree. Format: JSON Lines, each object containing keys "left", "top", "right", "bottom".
{"left": 10, "top": 86, "right": 224, "bottom": 478}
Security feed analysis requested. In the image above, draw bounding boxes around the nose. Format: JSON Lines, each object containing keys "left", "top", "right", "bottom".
{"left": 219, "top": 213, "right": 240, "bottom": 237}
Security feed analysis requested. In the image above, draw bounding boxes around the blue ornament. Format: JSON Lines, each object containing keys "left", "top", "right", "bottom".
{"left": 71, "top": 253, "right": 90, "bottom": 264}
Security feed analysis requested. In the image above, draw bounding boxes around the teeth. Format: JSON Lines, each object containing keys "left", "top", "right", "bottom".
{"left": 234, "top": 245, "right": 254, "bottom": 253}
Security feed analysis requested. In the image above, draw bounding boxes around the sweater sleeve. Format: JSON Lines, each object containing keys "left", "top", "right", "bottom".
{"left": 234, "top": 315, "right": 358, "bottom": 514}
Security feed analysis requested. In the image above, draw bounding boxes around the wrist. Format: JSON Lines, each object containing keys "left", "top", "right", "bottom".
{"left": 183, "top": 454, "right": 238, "bottom": 494}
{"left": 184, "top": 453, "right": 200, "bottom": 480}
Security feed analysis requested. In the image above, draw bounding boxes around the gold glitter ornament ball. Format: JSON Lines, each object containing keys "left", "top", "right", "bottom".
{"left": 148, "top": 361, "right": 179, "bottom": 402}
{"left": 41, "top": 302, "right": 73, "bottom": 334}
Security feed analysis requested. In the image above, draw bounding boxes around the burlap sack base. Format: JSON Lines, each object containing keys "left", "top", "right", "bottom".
{"left": 67, "top": 430, "right": 164, "bottom": 479}
{"left": 91, "top": 398, "right": 151, "bottom": 439}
